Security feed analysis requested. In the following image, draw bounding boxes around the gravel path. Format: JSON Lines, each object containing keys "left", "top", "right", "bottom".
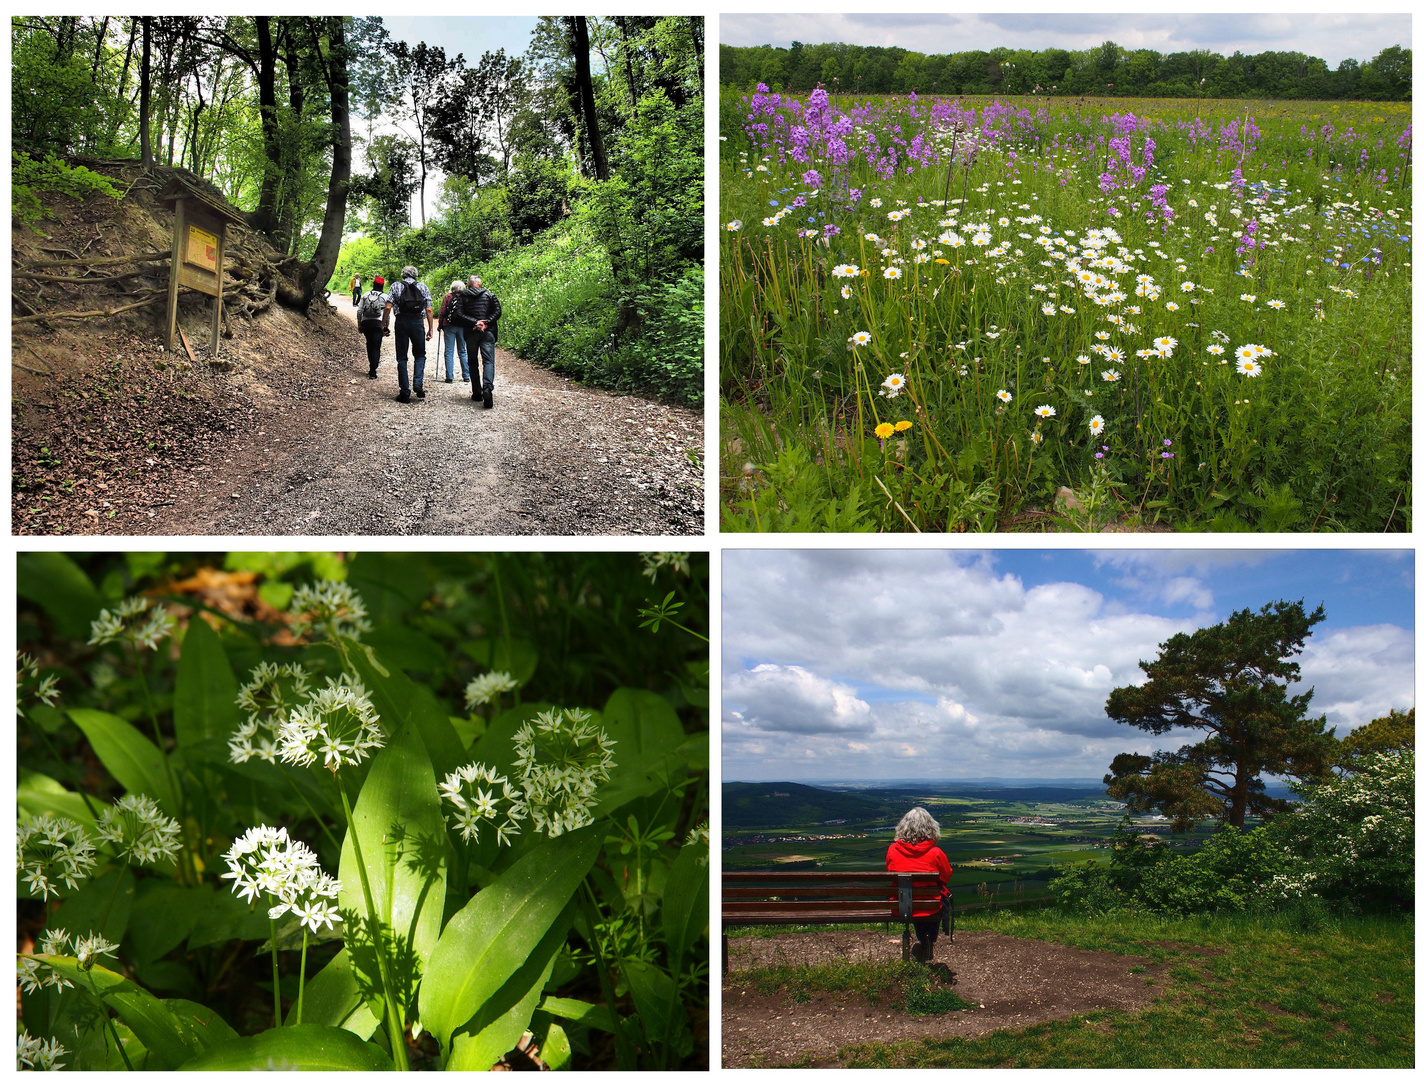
{"left": 154, "top": 304, "right": 704, "bottom": 536}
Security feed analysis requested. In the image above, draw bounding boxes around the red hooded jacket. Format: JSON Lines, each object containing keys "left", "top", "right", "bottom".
{"left": 885, "top": 839, "right": 952, "bottom": 917}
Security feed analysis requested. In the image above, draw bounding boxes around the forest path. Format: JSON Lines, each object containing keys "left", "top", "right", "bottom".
{"left": 156, "top": 301, "right": 703, "bottom": 536}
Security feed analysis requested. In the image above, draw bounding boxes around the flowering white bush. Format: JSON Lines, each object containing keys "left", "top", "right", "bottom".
{"left": 1268, "top": 749, "right": 1414, "bottom": 908}
{"left": 230, "top": 662, "right": 312, "bottom": 764}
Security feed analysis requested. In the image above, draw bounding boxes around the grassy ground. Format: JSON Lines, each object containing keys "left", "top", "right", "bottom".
{"left": 831, "top": 907, "right": 1413, "bottom": 1067}
{"left": 728, "top": 959, "right": 972, "bottom": 1015}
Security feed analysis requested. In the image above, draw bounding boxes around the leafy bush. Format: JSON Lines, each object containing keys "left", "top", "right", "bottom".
{"left": 1267, "top": 750, "right": 1414, "bottom": 911}
{"left": 1135, "top": 826, "right": 1288, "bottom": 916}
{"left": 17, "top": 551, "right": 708, "bottom": 1071}
{"left": 609, "top": 264, "right": 705, "bottom": 407}
{"left": 12, "top": 151, "right": 120, "bottom": 227}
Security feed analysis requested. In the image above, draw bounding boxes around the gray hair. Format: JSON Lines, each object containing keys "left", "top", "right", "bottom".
{"left": 466, "top": 275, "right": 481, "bottom": 288}
{"left": 895, "top": 807, "right": 941, "bottom": 844}
{"left": 450, "top": 280, "right": 465, "bottom": 293}
{"left": 402, "top": 265, "right": 418, "bottom": 280}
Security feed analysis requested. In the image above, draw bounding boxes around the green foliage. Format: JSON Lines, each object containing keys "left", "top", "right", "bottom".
{"left": 1333, "top": 708, "right": 1414, "bottom": 768}
{"left": 18, "top": 551, "right": 708, "bottom": 1070}
{"left": 612, "top": 265, "right": 704, "bottom": 407}
{"left": 1268, "top": 749, "right": 1414, "bottom": 911}
{"left": 12, "top": 151, "right": 120, "bottom": 226}
{"left": 1135, "top": 826, "right": 1288, "bottom": 916}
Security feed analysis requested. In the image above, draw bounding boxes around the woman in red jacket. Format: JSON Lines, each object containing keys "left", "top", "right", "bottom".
{"left": 885, "top": 807, "right": 952, "bottom": 962}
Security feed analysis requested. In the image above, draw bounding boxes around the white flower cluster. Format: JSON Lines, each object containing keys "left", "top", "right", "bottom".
{"left": 18, "top": 814, "right": 97, "bottom": 901}
{"left": 17, "top": 652, "right": 60, "bottom": 715}
{"left": 95, "top": 794, "right": 182, "bottom": 866}
{"left": 278, "top": 677, "right": 385, "bottom": 773}
{"left": 440, "top": 707, "right": 618, "bottom": 844}
{"left": 639, "top": 552, "right": 692, "bottom": 583}
{"left": 438, "top": 763, "right": 527, "bottom": 845}
{"left": 465, "top": 671, "right": 519, "bottom": 708}
{"left": 18, "top": 930, "right": 78, "bottom": 995}
{"left": 514, "top": 707, "right": 617, "bottom": 838}
{"left": 220, "top": 826, "right": 343, "bottom": 934}
{"left": 32, "top": 927, "right": 119, "bottom": 972}
{"left": 17, "top": 1032, "right": 68, "bottom": 1071}
{"left": 87, "top": 597, "right": 175, "bottom": 651}
{"left": 289, "top": 581, "right": 372, "bottom": 641}
{"left": 229, "top": 662, "right": 313, "bottom": 764}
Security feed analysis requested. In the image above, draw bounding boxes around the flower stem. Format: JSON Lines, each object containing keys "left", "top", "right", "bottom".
{"left": 97, "top": 862, "right": 126, "bottom": 934}
{"left": 268, "top": 921, "right": 281, "bottom": 1029}
{"left": 85, "top": 967, "right": 133, "bottom": 1070}
{"left": 297, "top": 928, "right": 308, "bottom": 1025}
{"left": 336, "top": 771, "right": 410, "bottom": 1071}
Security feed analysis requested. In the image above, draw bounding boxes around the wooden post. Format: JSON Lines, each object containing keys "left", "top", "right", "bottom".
{"left": 211, "top": 221, "right": 226, "bottom": 355}
{"left": 166, "top": 197, "right": 185, "bottom": 353}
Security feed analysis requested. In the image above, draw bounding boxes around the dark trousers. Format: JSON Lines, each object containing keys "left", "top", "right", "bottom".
{"left": 912, "top": 914, "right": 941, "bottom": 945}
{"left": 361, "top": 324, "right": 383, "bottom": 371}
{"left": 393, "top": 315, "right": 427, "bottom": 393}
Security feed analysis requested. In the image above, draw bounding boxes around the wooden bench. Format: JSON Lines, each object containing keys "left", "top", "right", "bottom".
{"left": 722, "top": 870, "right": 953, "bottom": 972}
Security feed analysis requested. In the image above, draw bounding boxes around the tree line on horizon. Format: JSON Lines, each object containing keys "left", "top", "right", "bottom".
{"left": 721, "top": 39, "right": 1411, "bottom": 101}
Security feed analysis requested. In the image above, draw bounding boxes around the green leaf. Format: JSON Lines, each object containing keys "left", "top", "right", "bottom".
{"left": 600, "top": 688, "right": 685, "bottom": 757}
{"left": 185, "top": 885, "right": 275, "bottom": 950}
{"left": 347, "top": 646, "right": 466, "bottom": 781}
{"left": 538, "top": 996, "right": 617, "bottom": 1034}
{"left": 17, "top": 552, "right": 102, "bottom": 638}
{"left": 173, "top": 616, "right": 242, "bottom": 747}
{"left": 127, "top": 881, "right": 206, "bottom": 965}
{"left": 35, "top": 955, "right": 228, "bottom": 1069}
{"left": 660, "top": 841, "right": 709, "bottom": 979}
{"left": 338, "top": 721, "right": 447, "bottom": 1020}
{"left": 68, "top": 708, "right": 175, "bottom": 813}
{"left": 18, "top": 768, "right": 96, "bottom": 827}
{"left": 419, "top": 825, "right": 605, "bottom": 1054}
{"left": 446, "top": 928, "right": 564, "bottom": 1070}
{"left": 625, "top": 960, "right": 688, "bottom": 1052}
{"left": 288, "top": 946, "right": 380, "bottom": 1037}
{"left": 365, "top": 624, "right": 442, "bottom": 674}
{"left": 178, "top": 1024, "right": 393, "bottom": 1070}
{"left": 48, "top": 865, "right": 134, "bottom": 942}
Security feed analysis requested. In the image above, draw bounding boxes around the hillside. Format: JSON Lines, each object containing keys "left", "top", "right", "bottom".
{"left": 723, "top": 781, "right": 891, "bottom": 829}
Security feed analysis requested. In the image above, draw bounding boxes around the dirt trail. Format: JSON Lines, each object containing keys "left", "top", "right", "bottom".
{"left": 143, "top": 303, "right": 702, "bottom": 536}
{"left": 723, "top": 929, "right": 1170, "bottom": 1067}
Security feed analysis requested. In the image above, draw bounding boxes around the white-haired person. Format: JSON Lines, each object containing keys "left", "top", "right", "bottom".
{"left": 437, "top": 280, "right": 470, "bottom": 383}
{"left": 885, "top": 806, "right": 952, "bottom": 962}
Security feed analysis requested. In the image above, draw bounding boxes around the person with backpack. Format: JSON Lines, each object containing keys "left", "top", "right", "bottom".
{"left": 350, "top": 274, "right": 361, "bottom": 307}
{"left": 454, "top": 274, "right": 502, "bottom": 409}
{"left": 355, "top": 275, "right": 390, "bottom": 379}
{"left": 437, "top": 280, "right": 470, "bottom": 384}
{"left": 383, "top": 266, "right": 433, "bottom": 404}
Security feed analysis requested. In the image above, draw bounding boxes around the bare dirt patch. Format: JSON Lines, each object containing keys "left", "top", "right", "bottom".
{"left": 722, "top": 929, "right": 1168, "bottom": 1068}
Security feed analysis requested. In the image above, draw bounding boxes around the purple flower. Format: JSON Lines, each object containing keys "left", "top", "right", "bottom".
{"left": 823, "top": 224, "right": 841, "bottom": 238}
{"left": 1094, "top": 453, "right": 1104, "bottom": 460}
{"left": 1161, "top": 452, "right": 1174, "bottom": 458}
{"left": 1163, "top": 439, "right": 1172, "bottom": 446}
{"left": 801, "top": 169, "right": 822, "bottom": 187}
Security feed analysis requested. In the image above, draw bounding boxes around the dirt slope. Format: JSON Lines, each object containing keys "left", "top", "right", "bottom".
{"left": 723, "top": 929, "right": 1169, "bottom": 1067}
{"left": 12, "top": 164, "right": 704, "bottom": 536}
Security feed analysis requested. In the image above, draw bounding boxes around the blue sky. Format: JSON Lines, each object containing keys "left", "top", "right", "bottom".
{"left": 723, "top": 549, "right": 1414, "bottom": 782}
{"left": 381, "top": 18, "right": 539, "bottom": 68}
{"left": 720, "top": 14, "right": 1411, "bottom": 69}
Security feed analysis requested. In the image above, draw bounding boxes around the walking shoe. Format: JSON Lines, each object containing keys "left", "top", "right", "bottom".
{"left": 483, "top": 388, "right": 493, "bottom": 409}
{"left": 461, "top": 376, "right": 470, "bottom": 382}
{"left": 415, "top": 386, "right": 426, "bottom": 399}
{"left": 444, "top": 377, "right": 454, "bottom": 383}
{"left": 395, "top": 392, "right": 412, "bottom": 404}
{"left": 367, "top": 370, "right": 378, "bottom": 379}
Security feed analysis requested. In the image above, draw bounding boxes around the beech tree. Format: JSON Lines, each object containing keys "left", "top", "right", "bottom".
{"left": 1104, "top": 599, "right": 1336, "bottom": 831}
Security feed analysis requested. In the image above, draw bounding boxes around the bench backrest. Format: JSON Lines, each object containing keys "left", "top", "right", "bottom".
{"left": 722, "top": 871, "right": 943, "bottom": 926}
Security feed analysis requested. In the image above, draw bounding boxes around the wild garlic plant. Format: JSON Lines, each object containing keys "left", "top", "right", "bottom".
{"left": 19, "top": 552, "right": 709, "bottom": 1070}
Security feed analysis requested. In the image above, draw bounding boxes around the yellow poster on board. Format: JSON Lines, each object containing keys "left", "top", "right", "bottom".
{"left": 186, "top": 225, "right": 218, "bottom": 272}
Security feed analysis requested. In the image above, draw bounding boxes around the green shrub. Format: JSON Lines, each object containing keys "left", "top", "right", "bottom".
{"left": 1136, "top": 826, "right": 1288, "bottom": 917}
{"left": 609, "top": 264, "right": 704, "bottom": 407}
{"left": 12, "top": 151, "right": 120, "bottom": 227}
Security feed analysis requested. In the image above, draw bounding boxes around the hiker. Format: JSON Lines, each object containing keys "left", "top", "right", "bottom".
{"left": 350, "top": 274, "right": 361, "bottom": 307}
{"left": 383, "top": 265, "right": 433, "bottom": 404}
{"left": 356, "top": 275, "right": 390, "bottom": 379}
{"left": 455, "top": 274, "right": 502, "bottom": 409}
{"left": 885, "top": 807, "right": 952, "bottom": 962}
{"left": 437, "top": 280, "right": 470, "bottom": 384}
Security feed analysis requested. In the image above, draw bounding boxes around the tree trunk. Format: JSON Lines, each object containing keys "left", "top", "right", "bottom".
{"left": 301, "top": 16, "right": 351, "bottom": 308}
{"left": 276, "top": 27, "right": 306, "bottom": 250}
{"left": 90, "top": 17, "right": 110, "bottom": 84}
{"left": 111, "top": 19, "right": 138, "bottom": 148}
{"left": 571, "top": 17, "right": 608, "bottom": 181}
{"left": 250, "top": 16, "right": 283, "bottom": 237}
{"left": 139, "top": 17, "right": 154, "bottom": 168}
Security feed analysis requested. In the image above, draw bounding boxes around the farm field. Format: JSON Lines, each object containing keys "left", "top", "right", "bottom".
{"left": 720, "top": 93, "right": 1411, "bottom": 532}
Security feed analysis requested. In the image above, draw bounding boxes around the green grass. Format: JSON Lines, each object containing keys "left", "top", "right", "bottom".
{"left": 727, "top": 959, "right": 972, "bottom": 1014}
{"left": 832, "top": 907, "right": 1413, "bottom": 1067}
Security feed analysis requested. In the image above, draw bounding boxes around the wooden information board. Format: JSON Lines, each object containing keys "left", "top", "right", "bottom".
{"left": 160, "top": 178, "right": 245, "bottom": 356}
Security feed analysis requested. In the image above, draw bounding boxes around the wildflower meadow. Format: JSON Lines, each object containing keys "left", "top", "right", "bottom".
{"left": 721, "top": 90, "right": 1411, "bottom": 531}
{"left": 17, "top": 552, "right": 708, "bottom": 1070}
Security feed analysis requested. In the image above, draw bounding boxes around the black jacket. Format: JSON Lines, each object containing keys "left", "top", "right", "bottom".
{"left": 455, "top": 287, "right": 502, "bottom": 341}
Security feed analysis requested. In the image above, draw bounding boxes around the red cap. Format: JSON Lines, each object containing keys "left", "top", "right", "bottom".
{"left": 373, "top": 276, "right": 385, "bottom": 286}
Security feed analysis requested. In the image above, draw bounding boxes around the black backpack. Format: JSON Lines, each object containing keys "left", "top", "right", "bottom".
{"left": 395, "top": 280, "right": 426, "bottom": 317}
